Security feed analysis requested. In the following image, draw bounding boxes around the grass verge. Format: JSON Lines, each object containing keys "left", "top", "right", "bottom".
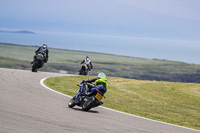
{"left": 44, "top": 76, "right": 200, "bottom": 130}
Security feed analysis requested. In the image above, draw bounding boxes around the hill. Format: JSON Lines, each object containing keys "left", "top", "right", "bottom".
{"left": 1, "top": 43, "right": 200, "bottom": 83}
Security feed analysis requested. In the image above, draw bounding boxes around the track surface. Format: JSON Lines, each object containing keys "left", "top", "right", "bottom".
{"left": 0, "top": 68, "right": 199, "bottom": 133}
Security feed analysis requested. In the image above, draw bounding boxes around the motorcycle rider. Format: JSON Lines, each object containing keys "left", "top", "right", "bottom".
{"left": 80, "top": 56, "right": 93, "bottom": 71}
{"left": 75, "top": 72, "right": 108, "bottom": 105}
{"left": 31, "top": 43, "right": 49, "bottom": 66}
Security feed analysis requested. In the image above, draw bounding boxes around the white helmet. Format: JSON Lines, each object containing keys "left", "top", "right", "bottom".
{"left": 43, "top": 43, "right": 47, "bottom": 48}
{"left": 97, "top": 72, "right": 106, "bottom": 78}
{"left": 86, "top": 56, "right": 90, "bottom": 61}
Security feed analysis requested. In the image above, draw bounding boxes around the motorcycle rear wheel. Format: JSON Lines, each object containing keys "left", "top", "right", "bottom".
{"left": 82, "top": 97, "right": 95, "bottom": 111}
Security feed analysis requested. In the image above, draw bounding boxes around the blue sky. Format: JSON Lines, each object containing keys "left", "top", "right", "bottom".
{"left": 1, "top": 0, "right": 200, "bottom": 64}
{"left": 1, "top": 0, "right": 200, "bottom": 40}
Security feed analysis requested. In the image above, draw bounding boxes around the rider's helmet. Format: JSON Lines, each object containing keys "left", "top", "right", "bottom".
{"left": 43, "top": 43, "right": 47, "bottom": 48}
{"left": 86, "top": 56, "right": 90, "bottom": 61}
{"left": 95, "top": 72, "right": 108, "bottom": 89}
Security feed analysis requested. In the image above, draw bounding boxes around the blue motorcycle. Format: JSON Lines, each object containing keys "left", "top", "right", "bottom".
{"left": 68, "top": 82, "right": 106, "bottom": 111}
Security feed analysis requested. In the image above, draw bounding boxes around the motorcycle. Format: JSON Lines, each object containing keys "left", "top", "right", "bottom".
{"left": 68, "top": 82, "right": 105, "bottom": 111}
{"left": 79, "top": 63, "right": 90, "bottom": 75}
{"left": 31, "top": 53, "right": 44, "bottom": 72}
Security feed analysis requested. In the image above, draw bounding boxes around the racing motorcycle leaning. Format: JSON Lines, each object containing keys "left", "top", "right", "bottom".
{"left": 31, "top": 43, "right": 48, "bottom": 72}
{"left": 68, "top": 82, "right": 106, "bottom": 111}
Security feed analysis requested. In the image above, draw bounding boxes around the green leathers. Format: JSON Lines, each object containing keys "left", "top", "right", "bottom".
{"left": 95, "top": 72, "right": 108, "bottom": 89}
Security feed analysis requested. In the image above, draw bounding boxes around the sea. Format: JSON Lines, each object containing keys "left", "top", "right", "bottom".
{"left": 0, "top": 31, "right": 200, "bottom": 65}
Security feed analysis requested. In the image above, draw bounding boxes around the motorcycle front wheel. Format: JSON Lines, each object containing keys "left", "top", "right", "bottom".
{"left": 32, "top": 60, "right": 39, "bottom": 72}
{"left": 68, "top": 97, "right": 76, "bottom": 108}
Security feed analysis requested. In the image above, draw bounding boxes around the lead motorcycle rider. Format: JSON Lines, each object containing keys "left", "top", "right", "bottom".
{"left": 31, "top": 43, "right": 49, "bottom": 70}
{"left": 75, "top": 72, "right": 108, "bottom": 106}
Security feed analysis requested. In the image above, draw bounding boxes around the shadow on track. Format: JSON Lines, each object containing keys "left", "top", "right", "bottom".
{"left": 70, "top": 107, "right": 99, "bottom": 113}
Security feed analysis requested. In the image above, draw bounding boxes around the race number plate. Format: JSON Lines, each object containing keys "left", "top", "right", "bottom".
{"left": 95, "top": 92, "right": 103, "bottom": 102}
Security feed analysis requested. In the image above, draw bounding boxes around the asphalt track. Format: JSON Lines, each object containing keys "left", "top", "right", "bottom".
{"left": 0, "top": 68, "right": 199, "bottom": 133}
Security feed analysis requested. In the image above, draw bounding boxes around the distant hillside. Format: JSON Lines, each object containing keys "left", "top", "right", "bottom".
{"left": 1, "top": 43, "right": 200, "bottom": 83}
{"left": 0, "top": 30, "right": 36, "bottom": 34}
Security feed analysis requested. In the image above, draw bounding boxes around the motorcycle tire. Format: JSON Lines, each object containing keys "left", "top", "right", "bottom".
{"left": 79, "top": 68, "right": 86, "bottom": 75}
{"left": 68, "top": 97, "right": 76, "bottom": 108}
{"left": 32, "top": 60, "right": 39, "bottom": 72}
{"left": 79, "top": 69, "right": 83, "bottom": 75}
{"left": 84, "top": 70, "right": 88, "bottom": 75}
{"left": 82, "top": 97, "right": 95, "bottom": 111}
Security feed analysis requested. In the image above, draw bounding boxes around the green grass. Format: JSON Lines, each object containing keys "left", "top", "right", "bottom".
{"left": 0, "top": 57, "right": 30, "bottom": 69}
{"left": 45, "top": 76, "right": 200, "bottom": 130}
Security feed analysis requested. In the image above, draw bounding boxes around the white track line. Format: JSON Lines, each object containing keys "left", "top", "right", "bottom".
{"left": 40, "top": 78, "right": 199, "bottom": 132}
